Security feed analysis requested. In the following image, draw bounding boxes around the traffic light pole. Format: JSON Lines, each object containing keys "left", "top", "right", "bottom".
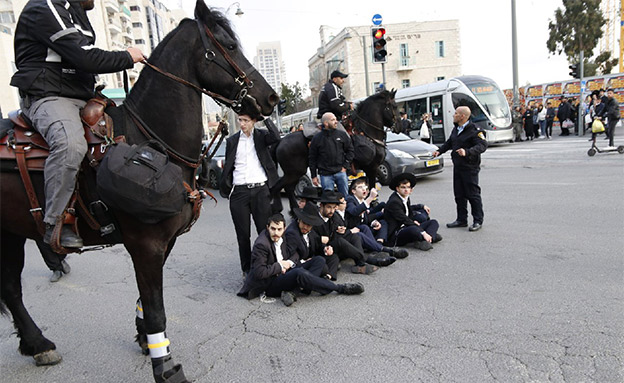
{"left": 363, "top": 35, "right": 370, "bottom": 96}
{"left": 381, "top": 62, "right": 386, "bottom": 89}
{"left": 577, "top": 50, "right": 584, "bottom": 136}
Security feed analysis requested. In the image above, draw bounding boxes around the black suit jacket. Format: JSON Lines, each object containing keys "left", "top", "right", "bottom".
{"left": 237, "top": 229, "right": 299, "bottom": 299}
{"left": 384, "top": 192, "right": 424, "bottom": 244}
{"left": 219, "top": 120, "right": 280, "bottom": 198}
{"left": 284, "top": 220, "right": 324, "bottom": 261}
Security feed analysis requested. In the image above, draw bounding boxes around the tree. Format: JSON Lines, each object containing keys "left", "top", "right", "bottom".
{"left": 546, "top": 0, "right": 616, "bottom": 76}
{"left": 279, "top": 82, "right": 308, "bottom": 115}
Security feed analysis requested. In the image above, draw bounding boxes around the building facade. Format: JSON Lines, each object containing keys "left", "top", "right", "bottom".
{"left": 253, "top": 41, "right": 286, "bottom": 95}
{"left": 308, "top": 20, "right": 461, "bottom": 104}
{"left": 0, "top": 0, "right": 185, "bottom": 114}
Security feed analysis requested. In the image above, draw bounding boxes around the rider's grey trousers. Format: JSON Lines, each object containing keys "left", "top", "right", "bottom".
{"left": 21, "top": 97, "right": 87, "bottom": 226}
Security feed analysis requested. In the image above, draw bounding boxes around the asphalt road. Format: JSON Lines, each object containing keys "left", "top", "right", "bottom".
{"left": 1, "top": 132, "right": 623, "bottom": 383}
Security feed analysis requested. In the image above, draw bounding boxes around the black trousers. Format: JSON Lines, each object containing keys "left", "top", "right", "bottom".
{"left": 265, "top": 256, "right": 338, "bottom": 296}
{"left": 453, "top": 168, "right": 484, "bottom": 224}
{"left": 36, "top": 239, "right": 66, "bottom": 272}
{"left": 395, "top": 220, "right": 439, "bottom": 246}
{"left": 229, "top": 184, "right": 272, "bottom": 273}
{"left": 545, "top": 120, "right": 553, "bottom": 137}
{"left": 607, "top": 118, "right": 618, "bottom": 146}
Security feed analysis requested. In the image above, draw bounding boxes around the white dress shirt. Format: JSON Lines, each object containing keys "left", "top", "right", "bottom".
{"left": 233, "top": 129, "right": 268, "bottom": 185}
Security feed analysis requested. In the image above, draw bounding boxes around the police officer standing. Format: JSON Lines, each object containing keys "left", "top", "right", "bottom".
{"left": 433, "top": 106, "right": 488, "bottom": 232}
{"left": 317, "top": 70, "right": 353, "bottom": 120}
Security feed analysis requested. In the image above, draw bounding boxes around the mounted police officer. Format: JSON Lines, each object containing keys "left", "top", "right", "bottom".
{"left": 316, "top": 70, "right": 353, "bottom": 120}
{"left": 433, "top": 106, "right": 488, "bottom": 232}
{"left": 11, "top": 0, "right": 143, "bottom": 247}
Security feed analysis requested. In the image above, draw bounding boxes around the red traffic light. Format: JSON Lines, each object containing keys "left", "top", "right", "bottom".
{"left": 373, "top": 28, "right": 385, "bottom": 39}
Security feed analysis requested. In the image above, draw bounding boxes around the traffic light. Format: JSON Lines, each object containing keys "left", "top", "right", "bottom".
{"left": 371, "top": 27, "right": 387, "bottom": 63}
{"left": 568, "top": 63, "right": 579, "bottom": 78}
{"left": 277, "top": 99, "right": 287, "bottom": 115}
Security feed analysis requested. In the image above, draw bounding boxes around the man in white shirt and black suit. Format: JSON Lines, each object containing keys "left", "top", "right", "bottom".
{"left": 220, "top": 107, "right": 280, "bottom": 276}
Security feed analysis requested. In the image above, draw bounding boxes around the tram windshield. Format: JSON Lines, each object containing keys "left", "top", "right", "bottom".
{"left": 464, "top": 81, "right": 510, "bottom": 120}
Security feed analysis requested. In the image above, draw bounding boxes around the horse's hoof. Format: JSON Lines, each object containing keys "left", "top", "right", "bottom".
{"left": 34, "top": 350, "right": 62, "bottom": 366}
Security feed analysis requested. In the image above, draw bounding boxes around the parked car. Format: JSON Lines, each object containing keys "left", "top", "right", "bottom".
{"left": 377, "top": 132, "right": 444, "bottom": 185}
{"left": 197, "top": 141, "right": 226, "bottom": 189}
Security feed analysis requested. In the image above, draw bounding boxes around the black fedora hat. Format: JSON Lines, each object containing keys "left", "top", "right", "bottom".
{"left": 295, "top": 186, "right": 320, "bottom": 201}
{"left": 319, "top": 190, "right": 341, "bottom": 204}
{"left": 389, "top": 172, "right": 417, "bottom": 190}
{"left": 293, "top": 202, "right": 324, "bottom": 226}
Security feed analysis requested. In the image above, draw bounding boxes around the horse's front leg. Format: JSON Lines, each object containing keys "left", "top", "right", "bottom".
{"left": 127, "top": 239, "right": 189, "bottom": 383}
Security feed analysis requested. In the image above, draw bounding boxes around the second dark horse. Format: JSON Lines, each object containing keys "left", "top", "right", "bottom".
{"left": 272, "top": 90, "right": 400, "bottom": 213}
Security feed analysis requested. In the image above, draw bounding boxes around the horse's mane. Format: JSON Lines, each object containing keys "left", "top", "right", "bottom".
{"left": 148, "top": 8, "right": 238, "bottom": 62}
{"left": 356, "top": 90, "right": 392, "bottom": 113}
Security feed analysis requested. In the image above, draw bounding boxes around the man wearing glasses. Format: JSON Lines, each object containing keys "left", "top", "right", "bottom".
{"left": 220, "top": 109, "right": 280, "bottom": 277}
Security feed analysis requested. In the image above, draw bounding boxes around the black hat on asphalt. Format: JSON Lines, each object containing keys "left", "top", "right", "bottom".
{"left": 389, "top": 172, "right": 417, "bottom": 190}
{"left": 293, "top": 202, "right": 324, "bottom": 226}
{"left": 330, "top": 70, "right": 348, "bottom": 79}
{"left": 295, "top": 186, "right": 320, "bottom": 201}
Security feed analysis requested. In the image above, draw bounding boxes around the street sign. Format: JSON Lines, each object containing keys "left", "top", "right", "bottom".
{"left": 372, "top": 14, "right": 382, "bottom": 25}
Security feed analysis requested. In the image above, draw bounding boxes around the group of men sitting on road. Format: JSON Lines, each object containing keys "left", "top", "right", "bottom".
{"left": 237, "top": 173, "right": 442, "bottom": 306}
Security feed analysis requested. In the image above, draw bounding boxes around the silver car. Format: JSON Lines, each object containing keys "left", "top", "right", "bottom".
{"left": 377, "top": 132, "right": 444, "bottom": 185}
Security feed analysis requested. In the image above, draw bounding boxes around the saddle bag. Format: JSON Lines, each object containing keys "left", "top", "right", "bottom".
{"left": 97, "top": 140, "right": 186, "bottom": 224}
{"left": 352, "top": 134, "right": 376, "bottom": 164}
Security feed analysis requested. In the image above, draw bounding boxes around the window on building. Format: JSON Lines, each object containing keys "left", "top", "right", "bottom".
{"left": 0, "top": 11, "right": 15, "bottom": 24}
{"left": 399, "top": 43, "right": 409, "bottom": 67}
{"left": 132, "top": 22, "right": 143, "bottom": 28}
{"left": 135, "top": 39, "right": 145, "bottom": 45}
{"left": 130, "top": 5, "right": 141, "bottom": 11}
{"left": 435, "top": 41, "right": 445, "bottom": 58}
{"left": 436, "top": 76, "right": 445, "bottom": 81}
{"left": 402, "top": 79, "right": 410, "bottom": 88}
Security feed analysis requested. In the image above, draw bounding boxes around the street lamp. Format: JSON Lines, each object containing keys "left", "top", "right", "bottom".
{"left": 225, "top": 2, "right": 244, "bottom": 17}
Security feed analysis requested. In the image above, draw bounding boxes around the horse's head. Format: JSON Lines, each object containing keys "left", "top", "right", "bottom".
{"left": 382, "top": 89, "right": 401, "bottom": 133}
{"left": 192, "top": 0, "right": 278, "bottom": 116}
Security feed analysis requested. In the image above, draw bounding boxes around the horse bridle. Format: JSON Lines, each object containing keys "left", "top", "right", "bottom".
{"left": 140, "top": 19, "right": 256, "bottom": 113}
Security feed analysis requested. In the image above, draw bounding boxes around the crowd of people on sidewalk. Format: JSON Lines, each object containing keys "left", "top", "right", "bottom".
{"left": 511, "top": 88, "right": 620, "bottom": 145}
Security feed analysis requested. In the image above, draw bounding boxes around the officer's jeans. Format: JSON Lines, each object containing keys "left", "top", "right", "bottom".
{"left": 320, "top": 171, "right": 349, "bottom": 198}
{"left": 22, "top": 97, "right": 87, "bottom": 225}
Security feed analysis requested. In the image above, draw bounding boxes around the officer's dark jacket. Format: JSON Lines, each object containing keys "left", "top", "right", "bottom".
{"left": 219, "top": 119, "right": 280, "bottom": 198}
{"left": 11, "top": 0, "right": 134, "bottom": 101}
{"left": 604, "top": 97, "right": 620, "bottom": 121}
{"left": 308, "top": 128, "right": 354, "bottom": 177}
{"left": 317, "top": 81, "right": 349, "bottom": 119}
{"left": 437, "top": 122, "right": 488, "bottom": 170}
{"left": 237, "top": 229, "right": 299, "bottom": 299}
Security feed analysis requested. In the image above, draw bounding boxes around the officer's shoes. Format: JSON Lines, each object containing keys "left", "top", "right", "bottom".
{"left": 446, "top": 220, "right": 468, "bottom": 228}
{"left": 44, "top": 224, "right": 83, "bottom": 248}
{"left": 469, "top": 223, "right": 482, "bottom": 232}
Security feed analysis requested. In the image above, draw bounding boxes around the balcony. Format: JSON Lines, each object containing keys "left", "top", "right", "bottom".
{"left": 104, "top": 0, "right": 119, "bottom": 14}
{"left": 396, "top": 65, "right": 415, "bottom": 72}
{"left": 107, "top": 20, "right": 122, "bottom": 35}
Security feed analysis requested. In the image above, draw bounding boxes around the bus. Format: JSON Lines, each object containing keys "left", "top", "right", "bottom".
{"left": 279, "top": 107, "right": 318, "bottom": 135}
{"left": 395, "top": 75, "right": 513, "bottom": 144}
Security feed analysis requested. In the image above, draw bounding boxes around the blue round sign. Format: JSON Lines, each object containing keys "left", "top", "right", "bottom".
{"left": 372, "top": 14, "right": 383, "bottom": 25}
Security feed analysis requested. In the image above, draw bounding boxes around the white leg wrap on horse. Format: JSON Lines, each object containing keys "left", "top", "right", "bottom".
{"left": 147, "top": 332, "right": 171, "bottom": 359}
{"left": 136, "top": 299, "right": 144, "bottom": 319}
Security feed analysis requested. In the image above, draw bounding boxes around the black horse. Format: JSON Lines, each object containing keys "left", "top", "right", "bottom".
{"left": 0, "top": 2, "right": 277, "bottom": 382}
{"left": 272, "top": 90, "right": 400, "bottom": 213}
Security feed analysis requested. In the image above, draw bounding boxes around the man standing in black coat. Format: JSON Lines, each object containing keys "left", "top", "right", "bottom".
{"left": 433, "top": 106, "right": 488, "bottom": 232}
{"left": 238, "top": 213, "right": 364, "bottom": 306}
{"left": 220, "top": 109, "right": 280, "bottom": 276}
{"left": 556, "top": 97, "right": 572, "bottom": 136}
{"left": 603, "top": 89, "right": 620, "bottom": 147}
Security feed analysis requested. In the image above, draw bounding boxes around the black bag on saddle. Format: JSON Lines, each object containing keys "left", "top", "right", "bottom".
{"left": 97, "top": 140, "right": 186, "bottom": 224}
{"left": 352, "top": 134, "right": 376, "bottom": 164}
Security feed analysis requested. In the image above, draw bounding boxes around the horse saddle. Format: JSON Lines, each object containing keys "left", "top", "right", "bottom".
{"left": 0, "top": 97, "right": 123, "bottom": 172}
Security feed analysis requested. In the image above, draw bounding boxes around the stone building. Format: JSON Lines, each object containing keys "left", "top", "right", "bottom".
{"left": 308, "top": 20, "right": 461, "bottom": 104}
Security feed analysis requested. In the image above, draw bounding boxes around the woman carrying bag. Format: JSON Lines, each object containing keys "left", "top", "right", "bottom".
{"left": 419, "top": 113, "right": 433, "bottom": 144}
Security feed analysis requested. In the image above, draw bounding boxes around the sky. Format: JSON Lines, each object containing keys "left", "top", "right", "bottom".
{"left": 167, "top": 0, "right": 577, "bottom": 96}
